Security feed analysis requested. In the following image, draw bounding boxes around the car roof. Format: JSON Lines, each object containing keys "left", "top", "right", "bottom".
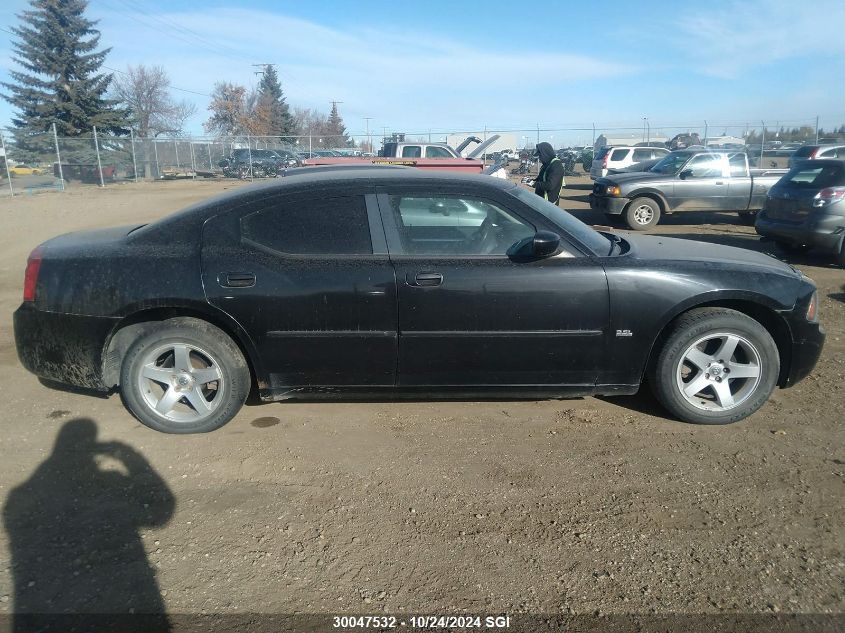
{"left": 131, "top": 166, "right": 519, "bottom": 242}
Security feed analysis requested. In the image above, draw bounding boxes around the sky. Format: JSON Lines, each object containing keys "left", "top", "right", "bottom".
{"left": 1, "top": 0, "right": 844, "bottom": 146}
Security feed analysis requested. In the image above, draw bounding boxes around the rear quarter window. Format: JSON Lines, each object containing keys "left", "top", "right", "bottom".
{"left": 609, "top": 148, "right": 630, "bottom": 162}
{"left": 240, "top": 195, "right": 373, "bottom": 255}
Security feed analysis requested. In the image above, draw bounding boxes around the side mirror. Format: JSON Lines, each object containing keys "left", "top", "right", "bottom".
{"left": 507, "top": 231, "right": 561, "bottom": 260}
{"left": 679, "top": 169, "right": 692, "bottom": 179}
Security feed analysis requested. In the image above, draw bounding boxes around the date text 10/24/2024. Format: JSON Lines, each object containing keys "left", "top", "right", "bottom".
{"left": 333, "top": 615, "right": 512, "bottom": 629}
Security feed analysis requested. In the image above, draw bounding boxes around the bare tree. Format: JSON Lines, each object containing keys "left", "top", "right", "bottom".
{"left": 204, "top": 82, "right": 249, "bottom": 137}
{"left": 111, "top": 65, "right": 196, "bottom": 137}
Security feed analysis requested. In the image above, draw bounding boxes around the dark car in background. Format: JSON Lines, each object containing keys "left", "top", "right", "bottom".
{"left": 14, "top": 168, "right": 823, "bottom": 434}
{"left": 219, "top": 148, "right": 301, "bottom": 177}
{"left": 756, "top": 159, "right": 845, "bottom": 265}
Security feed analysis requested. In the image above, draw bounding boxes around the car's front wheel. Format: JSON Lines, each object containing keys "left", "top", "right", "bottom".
{"left": 624, "top": 197, "right": 661, "bottom": 230}
{"left": 120, "top": 318, "right": 250, "bottom": 433}
{"left": 650, "top": 308, "right": 779, "bottom": 425}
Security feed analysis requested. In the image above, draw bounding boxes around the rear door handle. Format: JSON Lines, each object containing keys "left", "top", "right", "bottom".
{"left": 408, "top": 272, "right": 443, "bottom": 287}
{"left": 219, "top": 272, "right": 256, "bottom": 288}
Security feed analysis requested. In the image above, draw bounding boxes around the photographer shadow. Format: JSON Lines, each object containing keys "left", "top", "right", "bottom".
{"left": 3, "top": 418, "right": 175, "bottom": 632}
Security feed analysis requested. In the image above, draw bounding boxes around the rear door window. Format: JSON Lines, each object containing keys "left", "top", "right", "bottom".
{"left": 728, "top": 153, "right": 748, "bottom": 177}
{"left": 609, "top": 148, "right": 630, "bottom": 162}
{"left": 240, "top": 195, "right": 373, "bottom": 255}
{"left": 632, "top": 148, "right": 652, "bottom": 162}
{"left": 817, "top": 147, "right": 837, "bottom": 158}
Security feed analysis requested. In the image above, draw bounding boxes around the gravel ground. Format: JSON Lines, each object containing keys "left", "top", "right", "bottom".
{"left": 0, "top": 175, "right": 842, "bottom": 630}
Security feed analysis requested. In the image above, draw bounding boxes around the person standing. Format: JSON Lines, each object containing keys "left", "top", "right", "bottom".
{"left": 533, "top": 142, "right": 565, "bottom": 205}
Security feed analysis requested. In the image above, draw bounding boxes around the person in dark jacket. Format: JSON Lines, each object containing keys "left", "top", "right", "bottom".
{"left": 533, "top": 142, "right": 565, "bottom": 204}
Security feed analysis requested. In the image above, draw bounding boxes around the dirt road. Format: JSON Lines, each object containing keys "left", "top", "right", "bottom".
{"left": 0, "top": 177, "right": 842, "bottom": 626}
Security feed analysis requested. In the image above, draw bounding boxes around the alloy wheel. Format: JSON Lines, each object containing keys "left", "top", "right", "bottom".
{"left": 675, "top": 332, "right": 762, "bottom": 411}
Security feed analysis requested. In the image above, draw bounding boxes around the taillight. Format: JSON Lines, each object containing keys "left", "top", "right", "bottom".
{"left": 602, "top": 155, "right": 609, "bottom": 168}
{"left": 813, "top": 186, "right": 845, "bottom": 207}
{"left": 23, "top": 246, "right": 43, "bottom": 302}
{"left": 809, "top": 148, "right": 819, "bottom": 158}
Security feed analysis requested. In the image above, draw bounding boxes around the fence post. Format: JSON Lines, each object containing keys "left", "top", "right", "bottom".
{"left": 760, "top": 121, "right": 766, "bottom": 168}
{"left": 92, "top": 125, "right": 105, "bottom": 187}
{"left": 129, "top": 129, "right": 138, "bottom": 183}
{"left": 189, "top": 136, "right": 196, "bottom": 180}
{"left": 153, "top": 139, "right": 160, "bottom": 179}
{"left": 815, "top": 116, "right": 819, "bottom": 144}
{"left": 52, "top": 123, "right": 65, "bottom": 191}
{"left": 174, "top": 140, "right": 180, "bottom": 171}
{"left": 703, "top": 120, "right": 708, "bottom": 146}
{"left": 0, "top": 130, "right": 14, "bottom": 197}
{"left": 207, "top": 143, "right": 212, "bottom": 169}
{"left": 246, "top": 135, "right": 254, "bottom": 181}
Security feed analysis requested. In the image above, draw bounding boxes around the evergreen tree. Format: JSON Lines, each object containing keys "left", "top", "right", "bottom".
{"left": 1, "top": 0, "right": 128, "bottom": 142}
{"left": 325, "top": 102, "right": 352, "bottom": 147}
{"left": 255, "top": 65, "right": 293, "bottom": 138}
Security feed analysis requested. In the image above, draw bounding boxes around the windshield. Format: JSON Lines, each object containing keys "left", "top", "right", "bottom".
{"left": 649, "top": 151, "right": 692, "bottom": 174}
{"left": 509, "top": 186, "right": 612, "bottom": 255}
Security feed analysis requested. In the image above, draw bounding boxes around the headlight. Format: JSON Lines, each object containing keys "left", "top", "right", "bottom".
{"left": 606, "top": 185, "right": 621, "bottom": 196}
{"left": 806, "top": 290, "right": 819, "bottom": 322}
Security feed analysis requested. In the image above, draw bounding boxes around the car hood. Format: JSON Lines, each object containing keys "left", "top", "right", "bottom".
{"left": 623, "top": 233, "right": 800, "bottom": 277}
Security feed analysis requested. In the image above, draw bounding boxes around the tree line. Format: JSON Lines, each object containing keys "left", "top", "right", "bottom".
{"left": 1, "top": 0, "right": 353, "bottom": 159}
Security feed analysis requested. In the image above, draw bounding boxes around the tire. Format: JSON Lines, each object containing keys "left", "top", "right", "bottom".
{"left": 623, "top": 197, "right": 661, "bottom": 230}
{"left": 119, "top": 318, "right": 250, "bottom": 433}
{"left": 649, "top": 308, "right": 779, "bottom": 425}
{"left": 738, "top": 210, "right": 757, "bottom": 225}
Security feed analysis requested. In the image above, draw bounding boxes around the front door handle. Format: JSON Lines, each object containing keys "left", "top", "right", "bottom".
{"left": 219, "top": 272, "right": 256, "bottom": 288}
{"left": 715, "top": 181, "right": 725, "bottom": 185}
{"left": 408, "top": 272, "right": 443, "bottom": 287}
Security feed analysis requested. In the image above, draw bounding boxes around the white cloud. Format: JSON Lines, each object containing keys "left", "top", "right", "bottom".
{"left": 671, "top": 0, "right": 845, "bottom": 78}
{"left": 91, "top": 6, "right": 637, "bottom": 134}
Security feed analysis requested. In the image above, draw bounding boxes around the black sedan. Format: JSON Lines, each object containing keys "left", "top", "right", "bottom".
{"left": 14, "top": 168, "right": 824, "bottom": 433}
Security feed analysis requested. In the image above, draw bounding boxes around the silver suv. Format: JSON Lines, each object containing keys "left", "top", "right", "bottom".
{"left": 788, "top": 144, "right": 845, "bottom": 169}
{"left": 590, "top": 146, "right": 669, "bottom": 179}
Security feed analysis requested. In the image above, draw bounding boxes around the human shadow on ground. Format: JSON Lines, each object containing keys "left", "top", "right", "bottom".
{"left": 2, "top": 418, "right": 175, "bottom": 632}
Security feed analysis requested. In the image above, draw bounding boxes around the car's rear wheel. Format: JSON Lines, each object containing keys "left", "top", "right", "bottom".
{"left": 624, "top": 197, "right": 661, "bottom": 230}
{"left": 120, "top": 319, "right": 250, "bottom": 433}
{"left": 650, "top": 308, "right": 779, "bottom": 425}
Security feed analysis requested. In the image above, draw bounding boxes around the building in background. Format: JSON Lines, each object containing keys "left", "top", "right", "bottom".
{"left": 593, "top": 133, "right": 669, "bottom": 152}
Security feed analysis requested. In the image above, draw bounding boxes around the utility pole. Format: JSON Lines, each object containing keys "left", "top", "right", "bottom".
{"left": 815, "top": 115, "right": 820, "bottom": 144}
{"left": 364, "top": 117, "right": 373, "bottom": 152}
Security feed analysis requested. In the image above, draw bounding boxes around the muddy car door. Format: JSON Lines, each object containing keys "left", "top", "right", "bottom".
{"left": 201, "top": 189, "right": 397, "bottom": 389}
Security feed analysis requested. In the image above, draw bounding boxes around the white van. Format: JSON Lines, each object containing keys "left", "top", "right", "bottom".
{"left": 590, "top": 146, "right": 669, "bottom": 180}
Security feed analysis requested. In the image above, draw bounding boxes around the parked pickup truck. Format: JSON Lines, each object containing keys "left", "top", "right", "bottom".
{"left": 303, "top": 135, "right": 506, "bottom": 176}
{"left": 589, "top": 150, "right": 787, "bottom": 230}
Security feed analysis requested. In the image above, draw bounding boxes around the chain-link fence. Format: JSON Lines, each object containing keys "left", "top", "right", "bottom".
{"left": 1, "top": 118, "right": 841, "bottom": 197}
